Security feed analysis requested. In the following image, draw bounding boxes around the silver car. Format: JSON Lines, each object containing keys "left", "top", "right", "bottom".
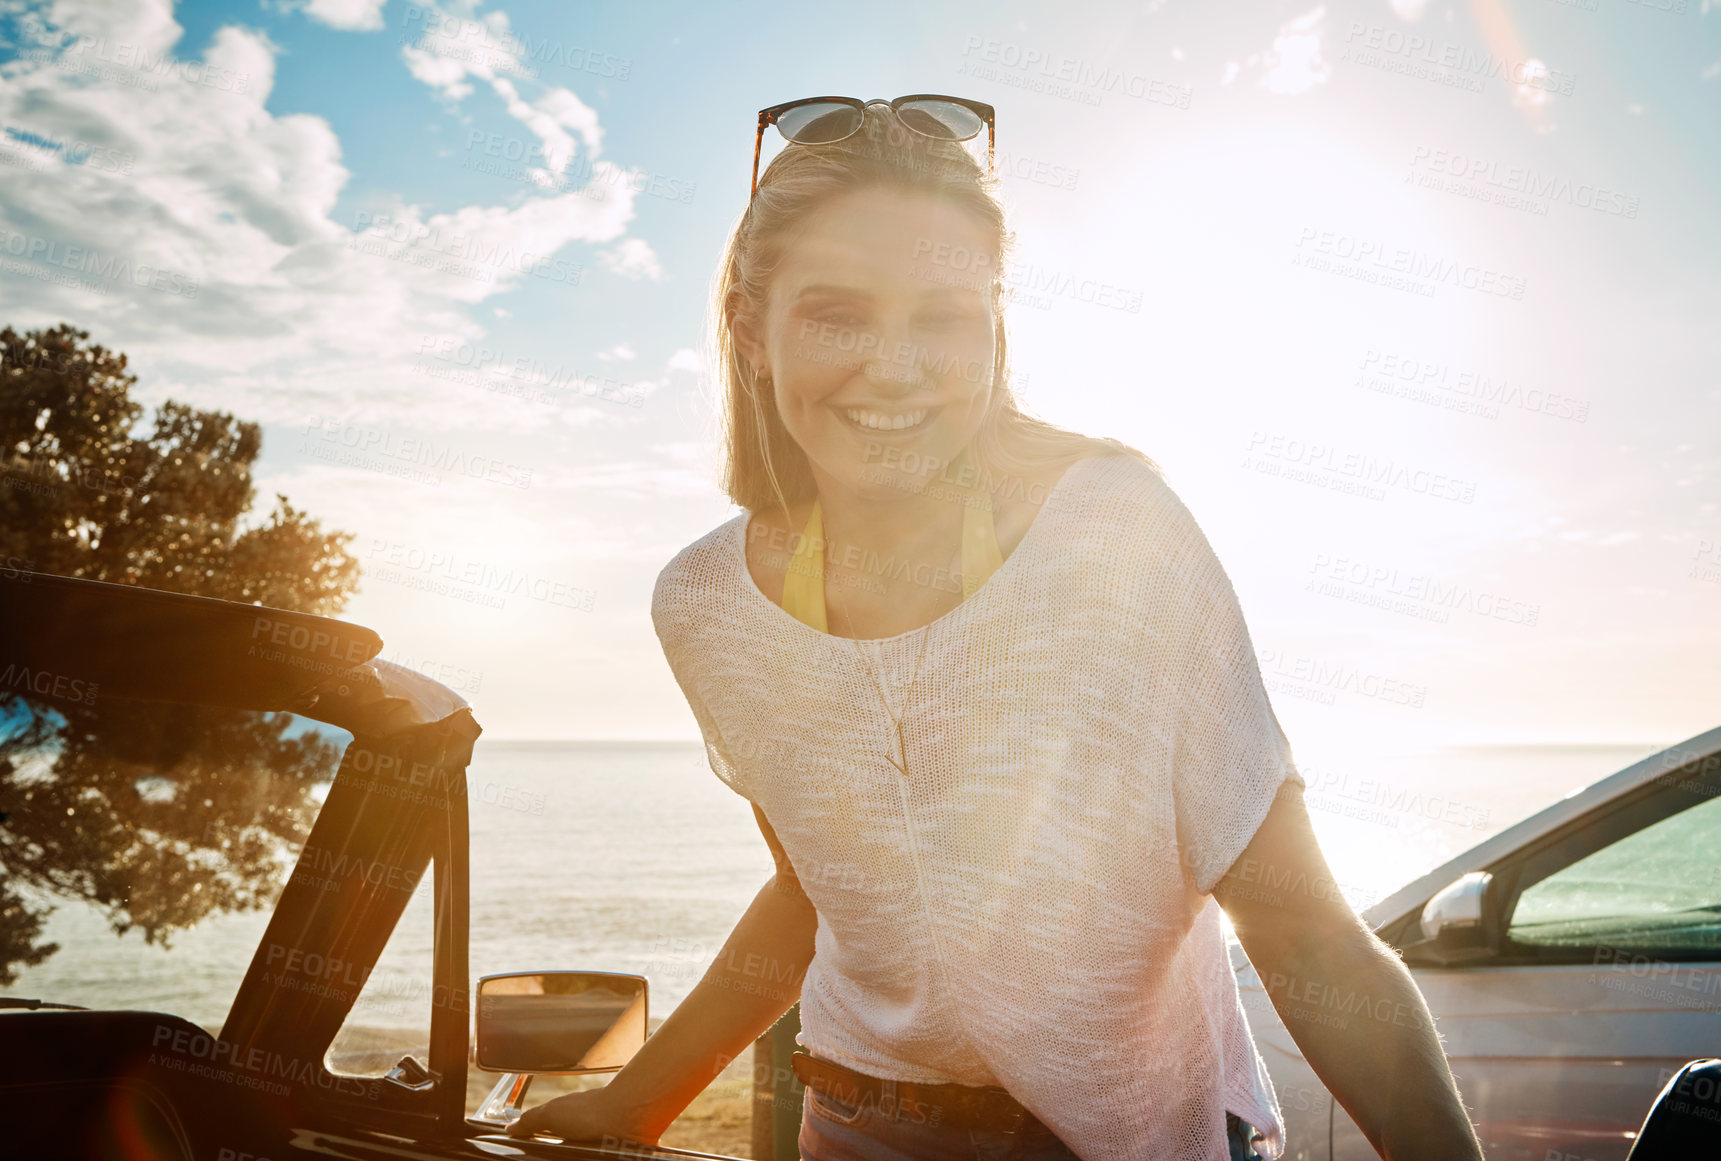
{"left": 1239, "top": 726, "right": 1721, "bottom": 1161}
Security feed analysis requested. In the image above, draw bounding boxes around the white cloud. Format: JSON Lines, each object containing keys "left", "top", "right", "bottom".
{"left": 626, "top": 376, "right": 665, "bottom": 405}
{"left": 597, "top": 343, "right": 636, "bottom": 361}
{"left": 390, "top": 0, "right": 629, "bottom": 226}
{"left": 394, "top": 5, "right": 612, "bottom": 212}
{"left": 490, "top": 76, "right": 600, "bottom": 176}
{"left": 300, "top": 0, "right": 387, "bottom": 31}
{"left": 43, "top": 0, "right": 181, "bottom": 56}
{"left": 0, "top": 1, "right": 640, "bottom": 430}
{"left": 597, "top": 237, "right": 662, "bottom": 281}
{"left": 396, "top": 0, "right": 537, "bottom": 102}
{"left": 400, "top": 40, "right": 478, "bottom": 100}
{"left": 533, "top": 86, "right": 604, "bottom": 158}
{"left": 204, "top": 24, "right": 279, "bottom": 106}
{"left": 667, "top": 348, "right": 703, "bottom": 374}
{"left": 1257, "top": 7, "right": 1331, "bottom": 96}
{"left": 354, "top": 187, "right": 633, "bottom": 304}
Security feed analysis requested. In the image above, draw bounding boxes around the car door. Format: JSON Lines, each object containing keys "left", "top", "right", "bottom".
{"left": 1333, "top": 752, "right": 1721, "bottom": 1161}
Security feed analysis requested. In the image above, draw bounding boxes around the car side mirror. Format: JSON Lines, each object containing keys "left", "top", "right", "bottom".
{"left": 470, "top": 970, "right": 650, "bottom": 1132}
{"left": 476, "top": 970, "right": 649, "bottom": 1074}
{"left": 1406, "top": 871, "right": 1498, "bottom": 965}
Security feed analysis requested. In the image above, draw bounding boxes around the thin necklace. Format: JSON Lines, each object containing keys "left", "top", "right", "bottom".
{"left": 834, "top": 595, "right": 935, "bottom": 780}
{"left": 781, "top": 451, "right": 1002, "bottom": 779}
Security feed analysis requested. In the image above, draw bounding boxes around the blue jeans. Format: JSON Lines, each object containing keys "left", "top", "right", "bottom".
{"left": 798, "top": 1084, "right": 1268, "bottom": 1160}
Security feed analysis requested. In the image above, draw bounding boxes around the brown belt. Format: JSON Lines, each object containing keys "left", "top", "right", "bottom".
{"left": 790, "top": 1051, "right": 1031, "bottom": 1133}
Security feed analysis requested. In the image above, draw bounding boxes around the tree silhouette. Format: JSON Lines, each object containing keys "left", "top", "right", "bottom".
{"left": 0, "top": 323, "right": 362, "bottom": 986}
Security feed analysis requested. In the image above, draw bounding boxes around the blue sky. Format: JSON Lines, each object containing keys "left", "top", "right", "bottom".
{"left": 0, "top": 0, "right": 1717, "bottom": 766}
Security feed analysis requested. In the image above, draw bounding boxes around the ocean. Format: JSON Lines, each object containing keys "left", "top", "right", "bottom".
{"left": 7, "top": 738, "right": 1671, "bottom": 1043}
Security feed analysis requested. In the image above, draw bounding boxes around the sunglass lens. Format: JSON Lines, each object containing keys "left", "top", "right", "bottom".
{"left": 895, "top": 99, "right": 984, "bottom": 141}
{"left": 776, "top": 102, "right": 864, "bottom": 144}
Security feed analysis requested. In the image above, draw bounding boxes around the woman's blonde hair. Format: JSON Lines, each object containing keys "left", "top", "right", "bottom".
{"left": 711, "top": 104, "right": 1159, "bottom": 520}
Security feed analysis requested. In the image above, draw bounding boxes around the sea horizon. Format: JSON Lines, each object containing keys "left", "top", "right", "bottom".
{"left": 6, "top": 737, "right": 1684, "bottom": 1042}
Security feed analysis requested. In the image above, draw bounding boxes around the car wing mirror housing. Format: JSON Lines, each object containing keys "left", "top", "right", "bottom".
{"left": 1405, "top": 871, "right": 1499, "bottom": 966}
{"left": 470, "top": 970, "right": 649, "bottom": 1131}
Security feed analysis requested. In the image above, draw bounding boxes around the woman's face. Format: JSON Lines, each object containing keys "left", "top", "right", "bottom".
{"left": 743, "top": 186, "right": 999, "bottom": 501}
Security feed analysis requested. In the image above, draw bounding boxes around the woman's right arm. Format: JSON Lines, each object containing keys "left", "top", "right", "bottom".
{"left": 508, "top": 804, "right": 818, "bottom": 1145}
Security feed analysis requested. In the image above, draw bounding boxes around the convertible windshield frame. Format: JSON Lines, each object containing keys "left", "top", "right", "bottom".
{"left": 1, "top": 570, "right": 481, "bottom": 1136}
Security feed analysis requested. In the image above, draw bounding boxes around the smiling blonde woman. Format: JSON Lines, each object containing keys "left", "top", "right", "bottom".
{"left": 511, "top": 98, "right": 1485, "bottom": 1161}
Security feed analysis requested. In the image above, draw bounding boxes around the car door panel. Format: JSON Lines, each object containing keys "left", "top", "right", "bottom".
{"left": 1330, "top": 963, "right": 1721, "bottom": 1161}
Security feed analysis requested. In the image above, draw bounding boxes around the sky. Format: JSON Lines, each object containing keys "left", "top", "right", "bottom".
{"left": 0, "top": 0, "right": 1716, "bottom": 765}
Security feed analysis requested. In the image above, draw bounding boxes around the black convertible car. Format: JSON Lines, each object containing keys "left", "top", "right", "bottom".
{"left": 0, "top": 571, "right": 712, "bottom": 1161}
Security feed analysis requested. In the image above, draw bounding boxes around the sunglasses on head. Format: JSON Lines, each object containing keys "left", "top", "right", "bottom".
{"left": 752, "top": 94, "right": 997, "bottom": 195}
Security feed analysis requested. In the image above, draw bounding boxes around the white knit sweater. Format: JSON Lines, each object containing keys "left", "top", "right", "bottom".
{"left": 651, "top": 453, "right": 1305, "bottom": 1161}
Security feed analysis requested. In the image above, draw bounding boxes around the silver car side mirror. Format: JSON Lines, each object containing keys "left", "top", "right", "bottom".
{"left": 1420, "top": 872, "right": 1491, "bottom": 941}
{"left": 1410, "top": 871, "right": 1497, "bottom": 965}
